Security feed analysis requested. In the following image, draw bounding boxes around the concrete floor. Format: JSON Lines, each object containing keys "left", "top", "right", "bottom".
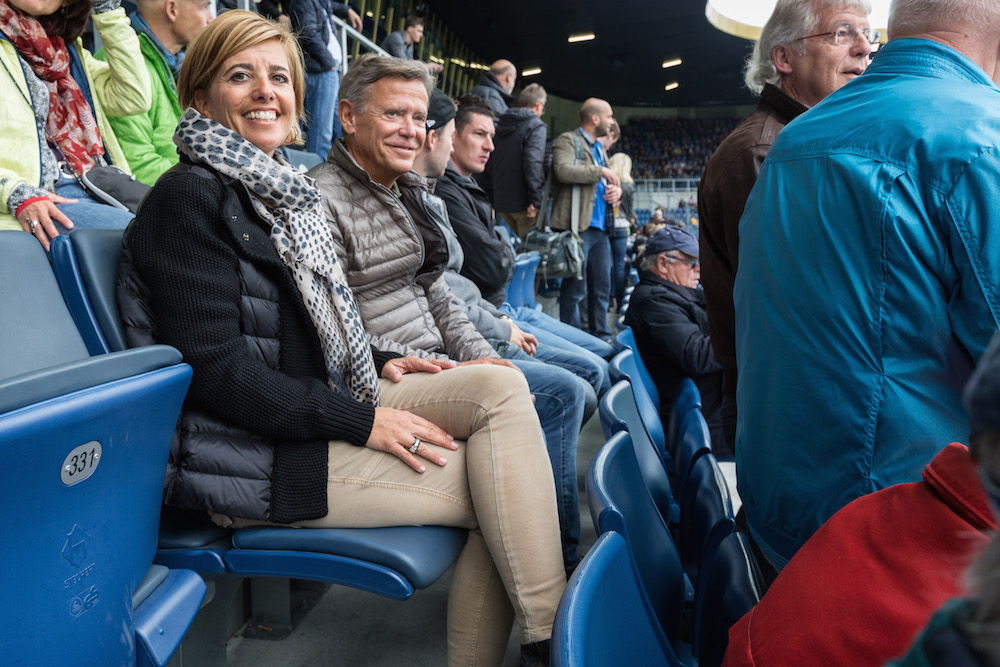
{"left": 228, "top": 412, "right": 607, "bottom": 667}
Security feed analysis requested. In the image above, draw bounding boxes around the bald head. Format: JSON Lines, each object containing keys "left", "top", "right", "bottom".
{"left": 580, "top": 98, "right": 614, "bottom": 137}
{"left": 137, "top": 0, "right": 213, "bottom": 54}
{"left": 491, "top": 59, "right": 517, "bottom": 93}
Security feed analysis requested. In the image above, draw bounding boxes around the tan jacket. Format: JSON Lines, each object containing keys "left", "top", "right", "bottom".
{"left": 310, "top": 142, "right": 498, "bottom": 362}
{"left": 549, "top": 128, "right": 604, "bottom": 231}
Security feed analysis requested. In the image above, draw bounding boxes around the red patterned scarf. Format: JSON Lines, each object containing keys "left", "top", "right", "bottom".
{"left": 0, "top": 0, "right": 103, "bottom": 176}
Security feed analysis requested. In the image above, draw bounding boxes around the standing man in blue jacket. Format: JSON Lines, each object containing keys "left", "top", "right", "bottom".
{"left": 290, "top": 0, "right": 361, "bottom": 157}
{"left": 735, "top": 0, "right": 1000, "bottom": 572}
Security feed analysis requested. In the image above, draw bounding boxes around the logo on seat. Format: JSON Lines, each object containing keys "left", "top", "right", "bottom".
{"left": 61, "top": 524, "right": 90, "bottom": 568}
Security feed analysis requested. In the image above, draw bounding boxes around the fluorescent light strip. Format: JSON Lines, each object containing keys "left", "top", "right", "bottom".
{"left": 568, "top": 33, "right": 595, "bottom": 43}
{"left": 664, "top": 82, "right": 679, "bottom": 91}
{"left": 522, "top": 68, "right": 542, "bottom": 76}
{"left": 662, "top": 58, "right": 682, "bottom": 69}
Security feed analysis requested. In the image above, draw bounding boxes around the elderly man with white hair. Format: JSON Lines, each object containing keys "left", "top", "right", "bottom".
{"left": 699, "top": 0, "right": 876, "bottom": 455}
{"left": 735, "top": 0, "right": 1000, "bottom": 575}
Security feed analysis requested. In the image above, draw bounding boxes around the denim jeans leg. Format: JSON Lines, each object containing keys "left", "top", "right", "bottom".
{"left": 509, "top": 357, "right": 586, "bottom": 572}
{"left": 330, "top": 68, "right": 343, "bottom": 139}
{"left": 54, "top": 176, "right": 134, "bottom": 230}
{"left": 303, "top": 69, "right": 336, "bottom": 157}
{"left": 558, "top": 228, "right": 596, "bottom": 329}
{"left": 505, "top": 304, "right": 614, "bottom": 360}
{"left": 584, "top": 230, "right": 612, "bottom": 339}
{"left": 611, "top": 226, "right": 629, "bottom": 308}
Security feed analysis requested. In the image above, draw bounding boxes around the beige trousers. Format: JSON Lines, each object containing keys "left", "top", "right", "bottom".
{"left": 226, "top": 365, "right": 566, "bottom": 666}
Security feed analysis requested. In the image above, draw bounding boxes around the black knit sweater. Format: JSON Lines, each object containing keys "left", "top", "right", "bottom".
{"left": 120, "top": 161, "right": 397, "bottom": 523}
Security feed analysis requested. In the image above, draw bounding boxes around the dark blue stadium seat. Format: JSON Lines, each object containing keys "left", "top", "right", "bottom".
{"left": 674, "top": 408, "right": 712, "bottom": 502}
{"left": 608, "top": 347, "right": 667, "bottom": 461}
{"left": 507, "top": 250, "right": 541, "bottom": 310}
{"left": 552, "top": 532, "right": 682, "bottom": 667}
{"left": 1, "top": 231, "right": 204, "bottom": 665}
{"left": 679, "top": 453, "right": 735, "bottom": 590}
{"left": 587, "top": 431, "right": 691, "bottom": 658}
{"left": 668, "top": 378, "right": 702, "bottom": 462}
{"left": 50, "top": 230, "right": 469, "bottom": 602}
{"left": 694, "top": 532, "right": 765, "bottom": 667}
{"left": 598, "top": 380, "right": 678, "bottom": 526}
{"left": 282, "top": 146, "right": 325, "bottom": 172}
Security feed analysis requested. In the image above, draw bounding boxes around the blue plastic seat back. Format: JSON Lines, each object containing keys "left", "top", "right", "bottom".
{"left": 587, "top": 431, "right": 687, "bottom": 641}
{"left": 0, "top": 232, "right": 90, "bottom": 376}
{"left": 598, "top": 380, "right": 677, "bottom": 525}
{"left": 552, "top": 532, "right": 681, "bottom": 667}
{"left": 694, "top": 532, "right": 765, "bottom": 667}
{"left": 674, "top": 408, "right": 712, "bottom": 500}
{"left": 282, "top": 147, "right": 325, "bottom": 172}
{"left": 668, "top": 378, "right": 702, "bottom": 460}
{"left": 608, "top": 348, "right": 667, "bottom": 460}
{"left": 0, "top": 232, "right": 195, "bottom": 664}
{"left": 50, "top": 229, "right": 128, "bottom": 354}
{"left": 612, "top": 328, "right": 661, "bottom": 404}
{"left": 517, "top": 251, "right": 541, "bottom": 309}
{"left": 679, "top": 453, "right": 735, "bottom": 587}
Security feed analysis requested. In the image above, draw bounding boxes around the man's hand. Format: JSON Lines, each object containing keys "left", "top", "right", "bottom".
{"left": 507, "top": 320, "right": 538, "bottom": 355}
{"left": 526, "top": 204, "right": 538, "bottom": 219}
{"left": 604, "top": 182, "right": 622, "bottom": 205}
{"left": 346, "top": 8, "right": 362, "bottom": 30}
{"left": 601, "top": 167, "right": 621, "bottom": 187}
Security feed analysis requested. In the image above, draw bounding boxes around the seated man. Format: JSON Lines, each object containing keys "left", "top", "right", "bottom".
{"left": 435, "top": 94, "right": 613, "bottom": 394}
{"left": 624, "top": 227, "right": 724, "bottom": 452}
{"left": 100, "top": 0, "right": 213, "bottom": 185}
{"left": 309, "top": 56, "right": 589, "bottom": 573}
{"left": 725, "top": 334, "right": 1000, "bottom": 667}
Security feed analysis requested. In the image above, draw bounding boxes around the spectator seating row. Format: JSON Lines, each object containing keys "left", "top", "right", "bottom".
{"left": 0, "top": 231, "right": 205, "bottom": 665}
{"left": 563, "top": 327, "right": 763, "bottom": 666}
{"left": 47, "top": 229, "right": 469, "bottom": 661}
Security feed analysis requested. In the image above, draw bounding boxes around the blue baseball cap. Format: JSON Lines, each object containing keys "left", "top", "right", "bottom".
{"left": 645, "top": 226, "right": 699, "bottom": 258}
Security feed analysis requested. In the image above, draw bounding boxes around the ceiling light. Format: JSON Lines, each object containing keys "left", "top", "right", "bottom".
{"left": 662, "top": 58, "right": 682, "bottom": 69}
{"left": 705, "top": 0, "right": 888, "bottom": 40}
{"left": 568, "top": 33, "right": 596, "bottom": 43}
{"left": 664, "top": 83, "right": 679, "bottom": 92}
{"left": 522, "top": 68, "right": 542, "bottom": 77}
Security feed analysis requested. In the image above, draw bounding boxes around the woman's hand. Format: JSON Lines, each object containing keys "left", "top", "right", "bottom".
{"left": 368, "top": 406, "right": 457, "bottom": 473}
{"left": 381, "top": 356, "right": 457, "bottom": 383}
{"left": 18, "top": 193, "right": 76, "bottom": 251}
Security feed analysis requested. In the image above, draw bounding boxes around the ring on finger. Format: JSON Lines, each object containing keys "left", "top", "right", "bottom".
{"left": 409, "top": 437, "right": 421, "bottom": 454}
{"left": 27, "top": 219, "right": 38, "bottom": 234}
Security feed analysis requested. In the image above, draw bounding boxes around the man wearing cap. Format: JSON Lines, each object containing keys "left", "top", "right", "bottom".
{"left": 624, "top": 226, "right": 724, "bottom": 452}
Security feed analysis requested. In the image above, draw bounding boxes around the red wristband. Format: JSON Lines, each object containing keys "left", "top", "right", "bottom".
{"left": 14, "top": 196, "right": 51, "bottom": 218}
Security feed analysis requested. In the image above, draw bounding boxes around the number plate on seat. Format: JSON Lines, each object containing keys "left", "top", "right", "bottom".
{"left": 61, "top": 442, "right": 102, "bottom": 486}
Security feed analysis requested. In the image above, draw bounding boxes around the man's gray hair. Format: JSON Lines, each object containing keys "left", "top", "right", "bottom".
{"left": 639, "top": 251, "right": 662, "bottom": 273}
{"left": 744, "top": 0, "right": 872, "bottom": 94}
{"left": 889, "top": 0, "right": 1000, "bottom": 36}
{"left": 516, "top": 83, "right": 546, "bottom": 108}
{"left": 339, "top": 54, "right": 436, "bottom": 114}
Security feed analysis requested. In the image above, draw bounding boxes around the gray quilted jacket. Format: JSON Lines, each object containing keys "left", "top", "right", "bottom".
{"left": 309, "top": 141, "right": 497, "bottom": 362}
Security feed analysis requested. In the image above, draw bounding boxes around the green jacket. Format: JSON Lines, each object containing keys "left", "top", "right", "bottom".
{"left": 97, "top": 32, "right": 181, "bottom": 186}
{"left": 0, "top": 7, "right": 150, "bottom": 229}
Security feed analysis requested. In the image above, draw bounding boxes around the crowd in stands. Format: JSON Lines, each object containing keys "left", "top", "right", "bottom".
{"left": 7, "top": 0, "right": 1000, "bottom": 664}
{"left": 614, "top": 116, "right": 740, "bottom": 180}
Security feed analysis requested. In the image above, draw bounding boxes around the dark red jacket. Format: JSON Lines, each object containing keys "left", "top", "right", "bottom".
{"left": 723, "top": 443, "right": 996, "bottom": 667}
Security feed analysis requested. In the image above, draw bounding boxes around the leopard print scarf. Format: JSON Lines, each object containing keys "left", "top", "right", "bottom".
{"left": 174, "top": 108, "right": 381, "bottom": 406}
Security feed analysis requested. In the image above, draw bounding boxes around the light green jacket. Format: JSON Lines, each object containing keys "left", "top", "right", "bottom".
{"left": 98, "top": 31, "right": 181, "bottom": 186}
{"left": 0, "top": 7, "right": 151, "bottom": 229}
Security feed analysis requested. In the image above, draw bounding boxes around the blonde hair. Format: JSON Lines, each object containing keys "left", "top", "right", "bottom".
{"left": 177, "top": 10, "right": 305, "bottom": 146}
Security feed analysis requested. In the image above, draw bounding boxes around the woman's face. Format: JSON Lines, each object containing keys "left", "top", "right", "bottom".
{"left": 8, "top": 0, "right": 63, "bottom": 17}
{"left": 193, "top": 39, "right": 296, "bottom": 158}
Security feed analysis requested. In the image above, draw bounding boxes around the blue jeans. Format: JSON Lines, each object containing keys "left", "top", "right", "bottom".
{"left": 304, "top": 69, "right": 338, "bottom": 158}
{"left": 54, "top": 176, "right": 134, "bottom": 230}
{"left": 492, "top": 340, "right": 587, "bottom": 572}
{"left": 501, "top": 304, "right": 612, "bottom": 401}
{"left": 611, "top": 226, "right": 629, "bottom": 308}
{"left": 559, "top": 226, "right": 612, "bottom": 340}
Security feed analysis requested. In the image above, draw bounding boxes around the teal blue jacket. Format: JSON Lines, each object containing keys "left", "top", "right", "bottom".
{"left": 734, "top": 39, "right": 1000, "bottom": 567}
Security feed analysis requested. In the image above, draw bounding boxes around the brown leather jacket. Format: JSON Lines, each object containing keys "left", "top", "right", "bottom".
{"left": 697, "top": 84, "right": 807, "bottom": 398}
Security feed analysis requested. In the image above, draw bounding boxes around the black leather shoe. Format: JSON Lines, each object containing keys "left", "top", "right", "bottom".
{"left": 519, "top": 639, "right": 551, "bottom": 667}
